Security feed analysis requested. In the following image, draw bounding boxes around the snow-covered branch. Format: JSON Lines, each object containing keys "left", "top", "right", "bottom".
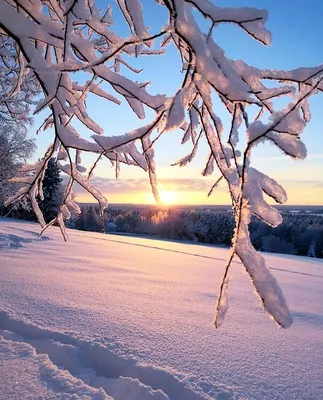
{"left": 1, "top": 0, "right": 322, "bottom": 328}
{"left": 0, "top": 34, "right": 39, "bottom": 130}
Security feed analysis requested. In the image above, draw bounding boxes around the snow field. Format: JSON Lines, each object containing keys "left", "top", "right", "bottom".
{"left": 0, "top": 219, "right": 322, "bottom": 399}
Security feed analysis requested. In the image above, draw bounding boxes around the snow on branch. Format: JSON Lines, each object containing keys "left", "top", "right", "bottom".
{"left": 1, "top": 0, "right": 322, "bottom": 328}
{"left": 0, "top": 33, "right": 39, "bottom": 131}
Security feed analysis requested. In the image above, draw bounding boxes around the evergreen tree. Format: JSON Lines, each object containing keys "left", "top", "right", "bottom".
{"left": 307, "top": 242, "right": 316, "bottom": 258}
{"left": 314, "top": 233, "right": 323, "bottom": 258}
{"left": 72, "top": 205, "right": 86, "bottom": 231}
{"left": 83, "top": 205, "right": 101, "bottom": 232}
{"left": 39, "top": 158, "right": 63, "bottom": 223}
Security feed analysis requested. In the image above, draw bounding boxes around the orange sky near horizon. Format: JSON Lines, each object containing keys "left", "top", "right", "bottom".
{"left": 60, "top": 125, "right": 323, "bottom": 205}
{"left": 70, "top": 151, "right": 323, "bottom": 206}
{"left": 75, "top": 180, "right": 323, "bottom": 206}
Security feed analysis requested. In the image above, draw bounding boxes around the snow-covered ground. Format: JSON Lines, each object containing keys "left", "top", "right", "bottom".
{"left": 0, "top": 219, "right": 322, "bottom": 400}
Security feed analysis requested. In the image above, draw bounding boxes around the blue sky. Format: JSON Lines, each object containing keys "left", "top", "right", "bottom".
{"left": 30, "top": 0, "right": 323, "bottom": 205}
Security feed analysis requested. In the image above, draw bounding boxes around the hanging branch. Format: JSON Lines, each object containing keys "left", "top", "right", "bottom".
{"left": 1, "top": 0, "right": 322, "bottom": 328}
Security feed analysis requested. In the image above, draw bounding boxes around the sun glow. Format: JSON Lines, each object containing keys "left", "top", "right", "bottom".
{"left": 159, "top": 190, "right": 178, "bottom": 205}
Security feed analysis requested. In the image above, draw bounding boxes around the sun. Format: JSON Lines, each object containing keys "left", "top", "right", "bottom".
{"left": 159, "top": 190, "right": 178, "bottom": 205}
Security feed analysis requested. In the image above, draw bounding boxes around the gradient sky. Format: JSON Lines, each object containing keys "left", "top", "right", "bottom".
{"left": 29, "top": 0, "right": 323, "bottom": 205}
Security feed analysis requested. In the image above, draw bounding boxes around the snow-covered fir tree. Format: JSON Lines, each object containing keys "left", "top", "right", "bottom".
{"left": 307, "top": 242, "right": 316, "bottom": 258}
{"left": 83, "top": 205, "right": 101, "bottom": 233}
{"left": 38, "top": 158, "right": 63, "bottom": 223}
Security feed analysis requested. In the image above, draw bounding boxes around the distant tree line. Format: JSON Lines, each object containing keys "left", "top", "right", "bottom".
{"left": 67, "top": 206, "right": 323, "bottom": 259}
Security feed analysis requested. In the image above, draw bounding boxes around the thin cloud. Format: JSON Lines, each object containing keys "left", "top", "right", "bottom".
{"left": 254, "top": 153, "right": 323, "bottom": 162}
{"left": 63, "top": 176, "right": 227, "bottom": 195}
{"left": 278, "top": 179, "right": 323, "bottom": 186}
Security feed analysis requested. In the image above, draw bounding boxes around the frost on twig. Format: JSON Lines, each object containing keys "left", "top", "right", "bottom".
{"left": 1, "top": 0, "right": 322, "bottom": 328}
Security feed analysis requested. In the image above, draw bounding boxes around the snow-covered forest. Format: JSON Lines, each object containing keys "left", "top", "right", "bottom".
{"left": 4, "top": 197, "right": 323, "bottom": 258}
{"left": 66, "top": 205, "right": 323, "bottom": 258}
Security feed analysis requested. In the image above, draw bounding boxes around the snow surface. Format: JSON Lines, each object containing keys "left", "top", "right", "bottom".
{"left": 0, "top": 218, "right": 322, "bottom": 400}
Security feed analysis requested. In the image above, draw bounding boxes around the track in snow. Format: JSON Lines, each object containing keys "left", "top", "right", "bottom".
{"left": 0, "top": 311, "right": 207, "bottom": 400}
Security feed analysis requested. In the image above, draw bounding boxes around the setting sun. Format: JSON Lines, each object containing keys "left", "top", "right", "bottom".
{"left": 159, "top": 190, "right": 178, "bottom": 205}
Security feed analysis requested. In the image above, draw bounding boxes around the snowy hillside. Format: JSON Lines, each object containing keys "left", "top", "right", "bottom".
{"left": 0, "top": 219, "right": 322, "bottom": 400}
